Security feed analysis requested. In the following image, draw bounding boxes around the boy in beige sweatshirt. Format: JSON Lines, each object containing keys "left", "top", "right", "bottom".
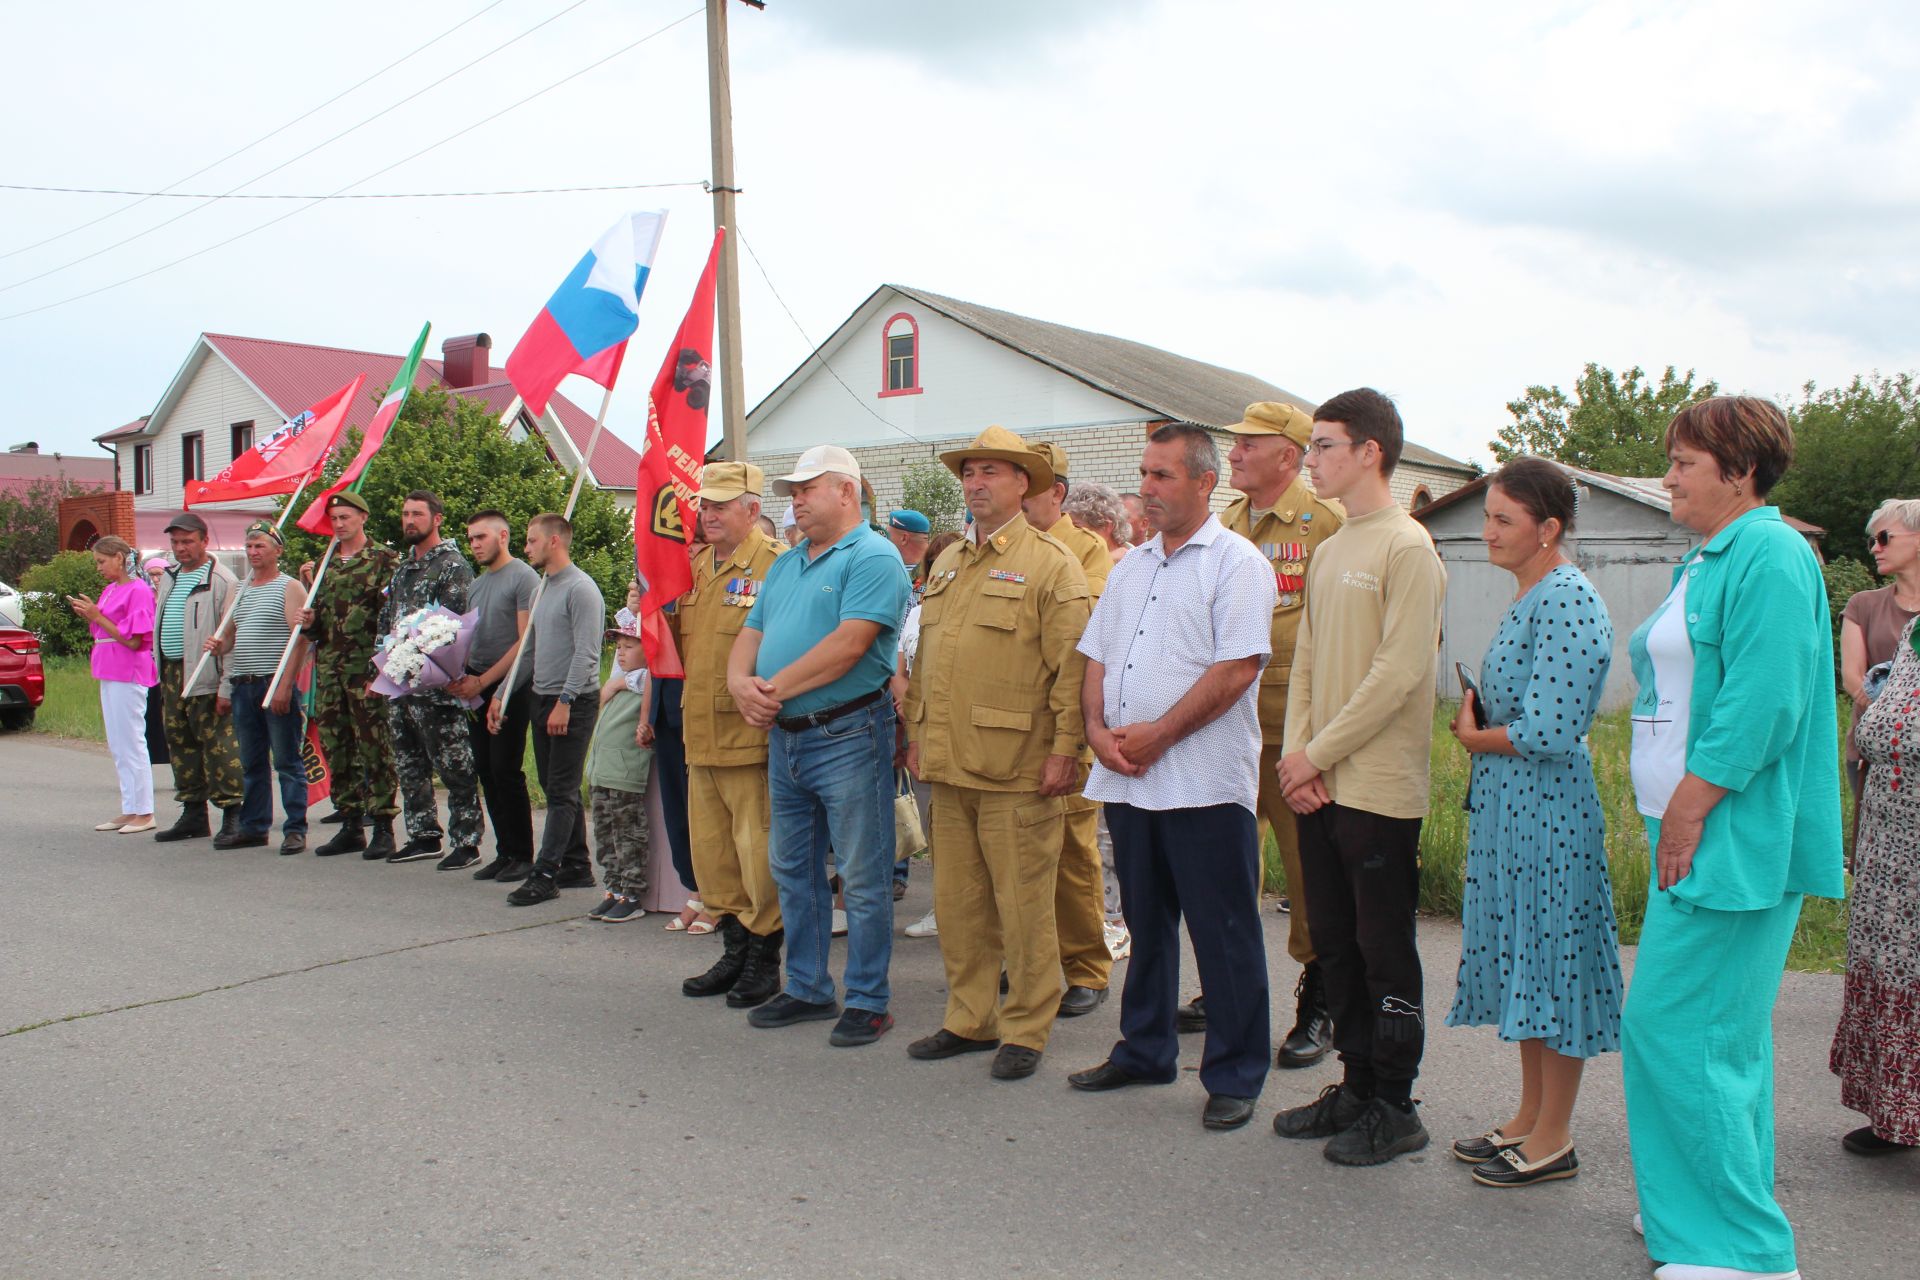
{"left": 1271, "top": 388, "right": 1447, "bottom": 1168}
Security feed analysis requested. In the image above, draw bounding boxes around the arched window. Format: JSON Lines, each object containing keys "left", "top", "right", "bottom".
{"left": 1410, "top": 485, "right": 1433, "bottom": 510}
{"left": 880, "top": 312, "right": 922, "bottom": 397}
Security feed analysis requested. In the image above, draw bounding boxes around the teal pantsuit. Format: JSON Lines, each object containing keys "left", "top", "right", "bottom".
{"left": 1623, "top": 826, "right": 1803, "bottom": 1273}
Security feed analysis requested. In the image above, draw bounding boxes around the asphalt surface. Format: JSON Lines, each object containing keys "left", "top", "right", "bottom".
{"left": 2, "top": 733, "right": 1913, "bottom": 1279}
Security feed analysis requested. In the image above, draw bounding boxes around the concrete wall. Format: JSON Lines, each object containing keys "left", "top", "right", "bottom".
{"left": 1420, "top": 488, "right": 1693, "bottom": 710}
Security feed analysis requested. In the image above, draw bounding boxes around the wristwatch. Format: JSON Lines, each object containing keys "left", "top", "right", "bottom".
{"left": 558, "top": 692, "right": 576, "bottom": 706}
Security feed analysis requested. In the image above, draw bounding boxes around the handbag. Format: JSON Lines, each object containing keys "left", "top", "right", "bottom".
{"left": 894, "top": 767, "right": 927, "bottom": 862}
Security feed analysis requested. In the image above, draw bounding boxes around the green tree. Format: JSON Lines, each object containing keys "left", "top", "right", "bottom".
{"left": 0, "top": 475, "right": 91, "bottom": 583}
{"left": 277, "top": 384, "right": 634, "bottom": 621}
{"left": 1490, "top": 363, "right": 1717, "bottom": 475}
{"left": 1774, "top": 373, "right": 1920, "bottom": 566}
{"left": 899, "top": 459, "right": 964, "bottom": 535}
{"left": 1821, "top": 558, "right": 1878, "bottom": 664}
{"left": 21, "top": 550, "right": 104, "bottom": 657}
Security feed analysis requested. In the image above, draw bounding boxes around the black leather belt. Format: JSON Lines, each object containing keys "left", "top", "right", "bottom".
{"left": 230, "top": 674, "right": 266, "bottom": 685}
{"left": 774, "top": 687, "right": 885, "bottom": 733}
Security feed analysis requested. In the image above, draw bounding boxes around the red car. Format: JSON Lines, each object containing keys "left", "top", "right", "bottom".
{"left": 0, "top": 624, "right": 44, "bottom": 731}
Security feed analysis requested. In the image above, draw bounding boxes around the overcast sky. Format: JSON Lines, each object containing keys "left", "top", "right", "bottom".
{"left": 4, "top": 0, "right": 1915, "bottom": 472}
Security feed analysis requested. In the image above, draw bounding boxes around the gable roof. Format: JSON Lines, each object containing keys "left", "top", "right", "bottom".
{"left": 1412, "top": 462, "right": 1826, "bottom": 538}
{"left": 96, "top": 333, "right": 639, "bottom": 490}
{"left": 748, "top": 285, "right": 1474, "bottom": 474}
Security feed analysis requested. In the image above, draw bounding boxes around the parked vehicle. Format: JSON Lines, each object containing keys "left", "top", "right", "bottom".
{"left": 0, "top": 623, "right": 43, "bottom": 730}
{"left": 0, "top": 579, "right": 23, "bottom": 628}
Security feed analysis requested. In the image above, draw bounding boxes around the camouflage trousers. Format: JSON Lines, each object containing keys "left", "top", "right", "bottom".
{"left": 312, "top": 666, "right": 397, "bottom": 818}
{"left": 390, "top": 696, "right": 483, "bottom": 849}
{"left": 158, "top": 657, "right": 241, "bottom": 809}
{"left": 589, "top": 785, "right": 652, "bottom": 897}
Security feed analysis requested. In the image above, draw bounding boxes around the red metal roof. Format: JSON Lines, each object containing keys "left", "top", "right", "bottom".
{"left": 0, "top": 450, "right": 115, "bottom": 500}
{"left": 96, "top": 334, "right": 640, "bottom": 490}
{"left": 96, "top": 416, "right": 150, "bottom": 442}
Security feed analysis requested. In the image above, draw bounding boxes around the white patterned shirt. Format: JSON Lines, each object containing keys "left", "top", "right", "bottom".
{"left": 1078, "top": 514, "right": 1276, "bottom": 812}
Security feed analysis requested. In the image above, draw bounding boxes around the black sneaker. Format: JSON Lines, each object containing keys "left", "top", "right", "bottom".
{"left": 388, "top": 836, "right": 443, "bottom": 864}
{"left": 601, "top": 897, "right": 647, "bottom": 923}
{"left": 506, "top": 872, "right": 558, "bottom": 907}
{"left": 1272, "top": 1083, "right": 1369, "bottom": 1140}
{"left": 1323, "top": 1098, "right": 1431, "bottom": 1166}
{"left": 436, "top": 847, "right": 480, "bottom": 872}
{"left": 587, "top": 893, "right": 622, "bottom": 920}
{"left": 472, "top": 856, "right": 511, "bottom": 881}
{"left": 492, "top": 858, "right": 534, "bottom": 884}
{"left": 748, "top": 994, "right": 840, "bottom": 1029}
{"left": 554, "top": 866, "right": 597, "bottom": 890}
{"left": 828, "top": 1008, "right": 895, "bottom": 1047}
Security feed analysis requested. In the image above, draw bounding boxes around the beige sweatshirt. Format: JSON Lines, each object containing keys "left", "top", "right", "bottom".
{"left": 1282, "top": 503, "right": 1446, "bottom": 819}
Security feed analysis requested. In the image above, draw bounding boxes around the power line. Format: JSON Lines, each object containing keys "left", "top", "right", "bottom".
{"left": 0, "top": 180, "right": 708, "bottom": 200}
{"left": 735, "top": 227, "right": 936, "bottom": 451}
{"left": 0, "top": 0, "right": 514, "bottom": 264}
{"left": 0, "top": 0, "right": 597, "bottom": 297}
{"left": 0, "top": 7, "right": 703, "bottom": 325}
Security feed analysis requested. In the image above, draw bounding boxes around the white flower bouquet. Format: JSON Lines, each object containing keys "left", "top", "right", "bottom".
{"left": 371, "top": 606, "right": 480, "bottom": 707}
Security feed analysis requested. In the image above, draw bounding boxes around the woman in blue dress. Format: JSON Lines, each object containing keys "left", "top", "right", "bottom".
{"left": 1446, "top": 456, "right": 1623, "bottom": 1188}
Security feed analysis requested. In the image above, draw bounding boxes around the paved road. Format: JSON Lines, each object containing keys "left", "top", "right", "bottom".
{"left": 2, "top": 734, "right": 1912, "bottom": 1278}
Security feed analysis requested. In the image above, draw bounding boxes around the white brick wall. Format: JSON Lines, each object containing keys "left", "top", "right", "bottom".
{"left": 750, "top": 425, "right": 1473, "bottom": 526}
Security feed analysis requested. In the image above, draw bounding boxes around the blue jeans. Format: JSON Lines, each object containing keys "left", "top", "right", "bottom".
{"left": 231, "top": 679, "right": 308, "bottom": 836}
{"left": 768, "top": 698, "right": 897, "bottom": 1013}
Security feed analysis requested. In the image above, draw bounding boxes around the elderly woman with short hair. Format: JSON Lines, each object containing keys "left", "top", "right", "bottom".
{"left": 1063, "top": 480, "right": 1132, "bottom": 563}
{"left": 67, "top": 536, "right": 157, "bottom": 833}
{"left": 1830, "top": 496, "right": 1920, "bottom": 1159}
{"left": 1622, "top": 396, "right": 1845, "bottom": 1280}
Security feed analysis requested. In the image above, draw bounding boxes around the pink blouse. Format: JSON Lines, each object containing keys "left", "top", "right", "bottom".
{"left": 91, "top": 579, "right": 157, "bottom": 687}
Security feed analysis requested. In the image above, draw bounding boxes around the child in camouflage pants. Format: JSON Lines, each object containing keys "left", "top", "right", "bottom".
{"left": 586, "top": 623, "right": 655, "bottom": 922}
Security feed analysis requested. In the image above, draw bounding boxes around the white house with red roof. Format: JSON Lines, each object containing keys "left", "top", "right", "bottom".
{"left": 95, "top": 331, "right": 642, "bottom": 553}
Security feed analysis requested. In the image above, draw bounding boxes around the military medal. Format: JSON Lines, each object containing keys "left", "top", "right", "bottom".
{"left": 987, "top": 569, "right": 1027, "bottom": 584}
{"left": 1275, "top": 542, "right": 1307, "bottom": 592}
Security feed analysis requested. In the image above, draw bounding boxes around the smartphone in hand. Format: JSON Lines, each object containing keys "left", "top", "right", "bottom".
{"left": 1456, "top": 662, "right": 1490, "bottom": 730}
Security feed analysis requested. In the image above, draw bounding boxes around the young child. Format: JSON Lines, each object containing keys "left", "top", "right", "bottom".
{"left": 587, "top": 620, "right": 655, "bottom": 922}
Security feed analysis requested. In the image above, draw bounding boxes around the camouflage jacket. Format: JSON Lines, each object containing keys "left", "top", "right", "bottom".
{"left": 306, "top": 543, "right": 400, "bottom": 674}
{"left": 380, "top": 539, "right": 474, "bottom": 637}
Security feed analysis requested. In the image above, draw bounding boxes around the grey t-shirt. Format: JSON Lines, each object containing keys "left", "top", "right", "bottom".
{"left": 468, "top": 557, "right": 540, "bottom": 675}
{"left": 519, "top": 563, "right": 606, "bottom": 697}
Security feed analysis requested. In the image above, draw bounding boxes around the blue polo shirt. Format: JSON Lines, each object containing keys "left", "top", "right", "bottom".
{"left": 745, "top": 521, "right": 909, "bottom": 718}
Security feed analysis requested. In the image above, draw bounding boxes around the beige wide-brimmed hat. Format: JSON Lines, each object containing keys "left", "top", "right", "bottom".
{"left": 938, "top": 425, "right": 1054, "bottom": 498}
{"left": 696, "top": 461, "right": 764, "bottom": 503}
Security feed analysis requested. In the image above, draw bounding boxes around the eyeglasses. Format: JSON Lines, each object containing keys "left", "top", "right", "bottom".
{"left": 1304, "top": 438, "right": 1359, "bottom": 457}
{"left": 1870, "top": 529, "right": 1914, "bottom": 549}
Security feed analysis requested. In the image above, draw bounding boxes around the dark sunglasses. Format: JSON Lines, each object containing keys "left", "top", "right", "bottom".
{"left": 1870, "top": 530, "right": 1907, "bottom": 548}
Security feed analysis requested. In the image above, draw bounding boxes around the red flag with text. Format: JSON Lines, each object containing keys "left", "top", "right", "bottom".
{"left": 184, "top": 375, "right": 362, "bottom": 507}
{"left": 632, "top": 230, "right": 723, "bottom": 678}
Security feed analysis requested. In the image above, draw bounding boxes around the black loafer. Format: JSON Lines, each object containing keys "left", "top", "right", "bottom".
{"left": 908, "top": 1029, "right": 1000, "bottom": 1060}
{"left": 1471, "top": 1142, "right": 1578, "bottom": 1187}
{"left": 1068, "top": 1060, "right": 1166, "bottom": 1092}
{"left": 1175, "top": 996, "right": 1206, "bottom": 1034}
{"left": 1453, "top": 1129, "right": 1528, "bottom": 1164}
{"left": 1057, "top": 985, "right": 1108, "bottom": 1018}
{"left": 991, "top": 1045, "right": 1042, "bottom": 1080}
{"left": 1843, "top": 1126, "right": 1916, "bottom": 1156}
{"left": 1203, "top": 1094, "right": 1257, "bottom": 1131}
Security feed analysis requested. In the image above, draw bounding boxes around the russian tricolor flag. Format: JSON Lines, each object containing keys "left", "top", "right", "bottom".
{"left": 506, "top": 211, "right": 667, "bottom": 414}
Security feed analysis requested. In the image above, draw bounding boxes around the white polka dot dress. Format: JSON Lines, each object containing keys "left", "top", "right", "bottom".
{"left": 1447, "top": 564, "right": 1625, "bottom": 1058}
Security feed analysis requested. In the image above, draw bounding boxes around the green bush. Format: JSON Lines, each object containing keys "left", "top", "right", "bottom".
{"left": 21, "top": 551, "right": 106, "bottom": 658}
{"left": 1822, "top": 557, "right": 1878, "bottom": 666}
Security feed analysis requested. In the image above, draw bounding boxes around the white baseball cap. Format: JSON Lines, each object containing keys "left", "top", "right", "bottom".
{"left": 772, "top": 444, "right": 862, "bottom": 496}
{"left": 780, "top": 502, "right": 797, "bottom": 530}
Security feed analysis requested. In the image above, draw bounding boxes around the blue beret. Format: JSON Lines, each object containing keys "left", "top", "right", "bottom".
{"left": 888, "top": 509, "right": 931, "bottom": 534}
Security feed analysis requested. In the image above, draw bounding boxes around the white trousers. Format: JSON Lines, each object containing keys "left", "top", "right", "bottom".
{"left": 100, "top": 680, "right": 154, "bottom": 815}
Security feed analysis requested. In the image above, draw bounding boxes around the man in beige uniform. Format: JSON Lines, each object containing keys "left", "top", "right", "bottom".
{"left": 1178, "top": 402, "right": 1344, "bottom": 1068}
{"left": 678, "top": 462, "right": 790, "bottom": 1009}
{"left": 1023, "top": 440, "right": 1115, "bottom": 1018}
{"left": 905, "top": 426, "right": 1092, "bottom": 1080}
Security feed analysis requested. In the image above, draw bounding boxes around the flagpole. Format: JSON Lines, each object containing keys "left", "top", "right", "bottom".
{"left": 178, "top": 468, "right": 326, "bottom": 697}
{"left": 493, "top": 385, "right": 617, "bottom": 720}
{"left": 264, "top": 536, "right": 338, "bottom": 706}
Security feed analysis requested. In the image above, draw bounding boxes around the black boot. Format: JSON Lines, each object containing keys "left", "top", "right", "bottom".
{"left": 726, "top": 928, "right": 784, "bottom": 1008}
{"left": 209, "top": 807, "right": 244, "bottom": 846}
{"left": 362, "top": 816, "right": 397, "bottom": 861}
{"left": 314, "top": 815, "right": 365, "bottom": 856}
{"left": 1277, "top": 962, "right": 1333, "bottom": 1069}
{"left": 153, "top": 801, "right": 210, "bottom": 843}
{"left": 682, "top": 916, "right": 750, "bottom": 997}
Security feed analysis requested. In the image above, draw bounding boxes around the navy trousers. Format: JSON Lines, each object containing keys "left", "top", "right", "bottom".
{"left": 649, "top": 677, "right": 696, "bottom": 894}
{"left": 1106, "top": 801, "right": 1271, "bottom": 1099}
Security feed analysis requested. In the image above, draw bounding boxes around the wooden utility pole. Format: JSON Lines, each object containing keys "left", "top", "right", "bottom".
{"left": 706, "top": 0, "right": 748, "bottom": 463}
